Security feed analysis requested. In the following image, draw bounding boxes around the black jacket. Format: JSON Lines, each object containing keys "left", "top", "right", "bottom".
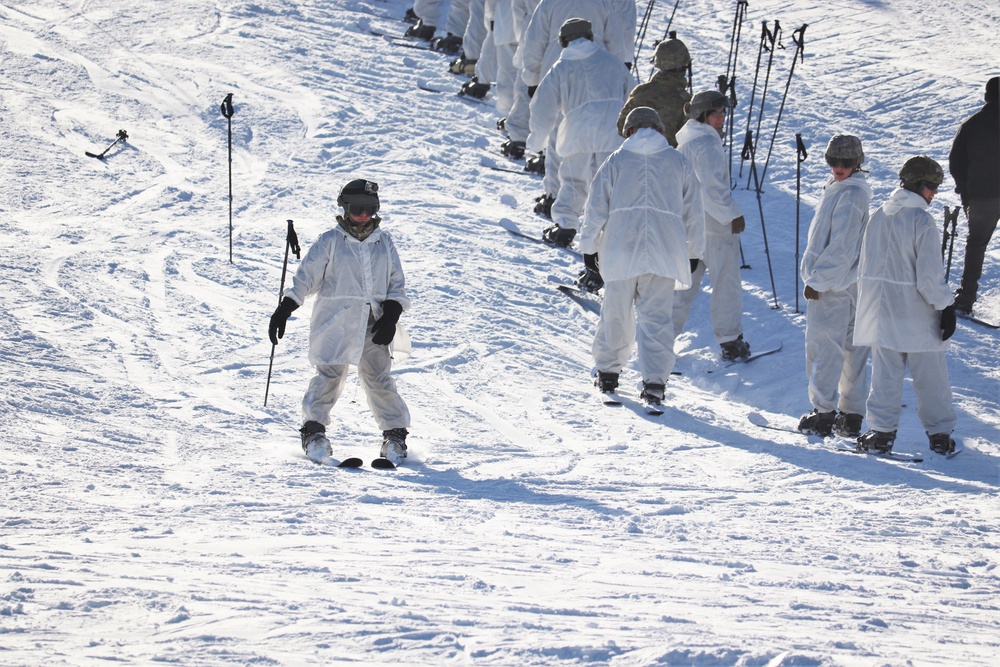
{"left": 948, "top": 102, "right": 999, "bottom": 203}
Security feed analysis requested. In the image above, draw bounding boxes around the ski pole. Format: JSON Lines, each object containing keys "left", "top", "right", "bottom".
{"left": 942, "top": 206, "right": 960, "bottom": 280}
{"left": 738, "top": 23, "right": 768, "bottom": 180}
{"left": 745, "top": 141, "right": 780, "bottom": 309}
{"left": 759, "top": 24, "right": 807, "bottom": 186}
{"left": 221, "top": 93, "right": 235, "bottom": 263}
{"left": 85, "top": 129, "right": 128, "bottom": 160}
{"left": 723, "top": 0, "right": 748, "bottom": 180}
{"left": 795, "top": 133, "right": 808, "bottom": 313}
{"left": 633, "top": 0, "right": 656, "bottom": 83}
{"left": 264, "top": 220, "right": 301, "bottom": 407}
{"left": 747, "top": 20, "right": 782, "bottom": 192}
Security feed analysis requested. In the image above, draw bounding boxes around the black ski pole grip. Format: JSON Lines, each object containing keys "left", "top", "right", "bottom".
{"left": 796, "top": 133, "right": 808, "bottom": 162}
{"left": 221, "top": 93, "right": 234, "bottom": 119}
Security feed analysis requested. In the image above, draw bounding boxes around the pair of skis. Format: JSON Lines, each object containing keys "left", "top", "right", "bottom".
{"left": 747, "top": 412, "right": 963, "bottom": 462}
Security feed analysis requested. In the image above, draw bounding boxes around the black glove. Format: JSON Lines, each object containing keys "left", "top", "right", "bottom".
{"left": 690, "top": 258, "right": 700, "bottom": 273}
{"left": 584, "top": 253, "right": 599, "bottom": 273}
{"left": 527, "top": 85, "right": 537, "bottom": 98}
{"left": 940, "top": 304, "right": 956, "bottom": 341}
{"left": 269, "top": 297, "right": 299, "bottom": 346}
{"left": 372, "top": 300, "right": 403, "bottom": 345}
{"left": 625, "top": 62, "right": 633, "bottom": 71}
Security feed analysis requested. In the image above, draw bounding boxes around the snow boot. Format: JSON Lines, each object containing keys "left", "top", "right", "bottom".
{"left": 595, "top": 371, "right": 621, "bottom": 404}
{"left": 534, "top": 194, "right": 555, "bottom": 218}
{"left": 833, "top": 411, "right": 863, "bottom": 438}
{"left": 927, "top": 432, "right": 956, "bottom": 455}
{"left": 431, "top": 33, "right": 462, "bottom": 54}
{"left": 798, "top": 409, "right": 836, "bottom": 436}
{"left": 300, "top": 421, "right": 332, "bottom": 463}
{"left": 380, "top": 428, "right": 408, "bottom": 465}
{"left": 405, "top": 19, "right": 435, "bottom": 40}
{"left": 525, "top": 153, "right": 545, "bottom": 174}
{"left": 449, "top": 56, "right": 477, "bottom": 76}
{"left": 857, "top": 429, "right": 895, "bottom": 454}
{"left": 542, "top": 224, "right": 576, "bottom": 248}
{"left": 640, "top": 382, "right": 666, "bottom": 415}
{"left": 720, "top": 335, "right": 750, "bottom": 361}
{"left": 500, "top": 139, "right": 525, "bottom": 159}
{"left": 460, "top": 77, "right": 490, "bottom": 99}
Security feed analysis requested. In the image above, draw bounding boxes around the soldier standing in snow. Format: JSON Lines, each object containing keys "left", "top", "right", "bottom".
{"left": 853, "top": 157, "right": 958, "bottom": 456}
{"left": 672, "top": 90, "right": 751, "bottom": 362}
{"left": 268, "top": 179, "right": 412, "bottom": 466}
{"left": 949, "top": 76, "right": 1000, "bottom": 316}
{"left": 616, "top": 37, "right": 691, "bottom": 147}
{"left": 526, "top": 18, "right": 632, "bottom": 247}
{"left": 796, "top": 135, "right": 873, "bottom": 438}
{"left": 579, "top": 107, "right": 704, "bottom": 413}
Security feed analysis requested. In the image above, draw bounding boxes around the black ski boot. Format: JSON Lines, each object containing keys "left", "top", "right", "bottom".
{"left": 525, "top": 153, "right": 545, "bottom": 174}
{"left": 534, "top": 194, "right": 555, "bottom": 218}
{"left": 500, "top": 139, "right": 525, "bottom": 159}
{"left": 405, "top": 19, "right": 435, "bottom": 40}
{"left": 927, "top": 432, "right": 956, "bottom": 455}
{"left": 857, "top": 429, "right": 895, "bottom": 454}
{"left": 380, "top": 428, "right": 409, "bottom": 464}
{"left": 299, "top": 421, "right": 332, "bottom": 462}
{"left": 431, "top": 33, "right": 462, "bottom": 53}
{"left": 404, "top": 7, "right": 418, "bottom": 23}
{"left": 460, "top": 76, "right": 491, "bottom": 99}
{"left": 542, "top": 224, "right": 576, "bottom": 248}
{"left": 720, "top": 335, "right": 750, "bottom": 361}
{"left": 640, "top": 382, "right": 666, "bottom": 414}
{"left": 833, "top": 412, "right": 863, "bottom": 438}
{"left": 798, "top": 409, "right": 836, "bottom": 436}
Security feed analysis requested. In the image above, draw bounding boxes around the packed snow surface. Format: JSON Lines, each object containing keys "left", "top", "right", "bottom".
{"left": 1, "top": 0, "right": 999, "bottom": 664}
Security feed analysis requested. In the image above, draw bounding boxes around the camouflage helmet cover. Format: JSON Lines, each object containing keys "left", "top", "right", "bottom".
{"left": 685, "top": 90, "right": 729, "bottom": 120}
{"left": 824, "top": 134, "right": 864, "bottom": 164}
{"left": 898, "top": 156, "right": 944, "bottom": 187}
{"left": 622, "top": 106, "right": 664, "bottom": 136}
{"left": 558, "top": 18, "right": 593, "bottom": 46}
{"left": 652, "top": 38, "right": 690, "bottom": 71}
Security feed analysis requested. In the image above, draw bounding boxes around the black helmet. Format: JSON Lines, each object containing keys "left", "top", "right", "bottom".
{"left": 337, "top": 179, "right": 380, "bottom": 216}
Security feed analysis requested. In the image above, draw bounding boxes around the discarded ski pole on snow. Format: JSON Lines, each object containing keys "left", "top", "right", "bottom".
{"left": 795, "top": 133, "right": 808, "bottom": 313}
{"left": 85, "top": 129, "right": 128, "bottom": 160}
{"left": 221, "top": 93, "right": 235, "bottom": 263}
{"left": 942, "top": 205, "right": 960, "bottom": 280}
{"left": 264, "top": 220, "right": 301, "bottom": 407}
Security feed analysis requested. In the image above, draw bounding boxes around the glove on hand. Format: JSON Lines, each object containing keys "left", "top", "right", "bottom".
{"left": 372, "top": 300, "right": 403, "bottom": 346}
{"left": 690, "top": 258, "right": 700, "bottom": 273}
{"left": 731, "top": 215, "right": 746, "bottom": 234}
{"left": 269, "top": 297, "right": 299, "bottom": 346}
{"left": 584, "top": 253, "right": 599, "bottom": 273}
{"left": 940, "top": 304, "right": 956, "bottom": 341}
{"left": 803, "top": 285, "right": 820, "bottom": 300}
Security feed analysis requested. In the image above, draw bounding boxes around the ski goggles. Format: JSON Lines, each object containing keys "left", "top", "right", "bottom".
{"left": 345, "top": 202, "right": 378, "bottom": 217}
{"left": 920, "top": 181, "right": 940, "bottom": 192}
{"left": 825, "top": 156, "right": 857, "bottom": 169}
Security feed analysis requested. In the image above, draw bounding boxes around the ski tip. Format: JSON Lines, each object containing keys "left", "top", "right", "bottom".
{"left": 371, "top": 458, "right": 397, "bottom": 469}
{"left": 746, "top": 411, "right": 769, "bottom": 428}
{"left": 338, "top": 457, "right": 364, "bottom": 468}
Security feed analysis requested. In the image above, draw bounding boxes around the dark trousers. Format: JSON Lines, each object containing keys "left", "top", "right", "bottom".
{"left": 957, "top": 197, "right": 1000, "bottom": 307}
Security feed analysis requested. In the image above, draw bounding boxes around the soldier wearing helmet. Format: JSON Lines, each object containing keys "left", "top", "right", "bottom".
{"left": 268, "top": 179, "right": 412, "bottom": 467}
{"left": 673, "top": 90, "right": 751, "bottom": 363}
{"left": 615, "top": 37, "right": 692, "bottom": 146}
{"left": 853, "top": 156, "right": 958, "bottom": 456}
{"left": 796, "top": 134, "right": 873, "bottom": 439}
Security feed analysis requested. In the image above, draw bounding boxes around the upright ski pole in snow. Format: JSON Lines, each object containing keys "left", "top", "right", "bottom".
{"left": 264, "top": 220, "right": 301, "bottom": 408}
{"left": 633, "top": 0, "right": 656, "bottom": 83}
{"left": 85, "top": 129, "right": 128, "bottom": 160}
{"left": 221, "top": 93, "right": 235, "bottom": 263}
{"left": 795, "top": 133, "right": 808, "bottom": 313}
{"left": 722, "top": 0, "right": 748, "bottom": 184}
{"left": 942, "top": 206, "right": 960, "bottom": 280}
{"left": 759, "top": 24, "right": 807, "bottom": 186}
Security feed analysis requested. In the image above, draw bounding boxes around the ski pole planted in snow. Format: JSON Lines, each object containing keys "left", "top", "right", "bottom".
{"left": 85, "top": 129, "right": 128, "bottom": 160}
{"left": 795, "top": 133, "right": 809, "bottom": 313}
{"left": 264, "top": 220, "right": 301, "bottom": 407}
{"left": 221, "top": 93, "right": 235, "bottom": 263}
{"left": 942, "top": 206, "right": 960, "bottom": 280}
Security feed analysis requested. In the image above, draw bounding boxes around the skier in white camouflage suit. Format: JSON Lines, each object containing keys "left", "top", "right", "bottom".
{"left": 526, "top": 18, "right": 632, "bottom": 247}
{"left": 797, "top": 135, "right": 873, "bottom": 439}
{"left": 579, "top": 107, "right": 704, "bottom": 414}
{"left": 672, "top": 90, "right": 751, "bottom": 362}
{"left": 853, "top": 156, "right": 958, "bottom": 456}
{"left": 268, "top": 179, "right": 411, "bottom": 466}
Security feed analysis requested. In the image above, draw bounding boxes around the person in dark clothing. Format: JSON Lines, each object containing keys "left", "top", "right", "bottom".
{"left": 949, "top": 76, "right": 1000, "bottom": 314}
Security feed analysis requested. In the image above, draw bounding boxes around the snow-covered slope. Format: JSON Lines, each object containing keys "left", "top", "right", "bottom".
{"left": 2, "top": 0, "right": 999, "bottom": 664}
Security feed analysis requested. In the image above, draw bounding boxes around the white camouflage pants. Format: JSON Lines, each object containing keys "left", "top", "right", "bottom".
{"left": 494, "top": 42, "right": 517, "bottom": 117}
{"left": 866, "top": 346, "right": 956, "bottom": 435}
{"left": 444, "top": 0, "right": 471, "bottom": 36}
{"left": 594, "top": 274, "right": 677, "bottom": 385}
{"left": 414, "top": 0, "right": 447, "bottom": 29}
{"left": 552, "top": 151, "right": 610, "bottom": 232}
{"left": 672, "top": 229, "right": 743, "bottom": 344}
{"left": 302, "top": 316, "right": 410, "bottom": 431}
{"left": 804, "top": 284, "right": 869, "bottom": 414}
